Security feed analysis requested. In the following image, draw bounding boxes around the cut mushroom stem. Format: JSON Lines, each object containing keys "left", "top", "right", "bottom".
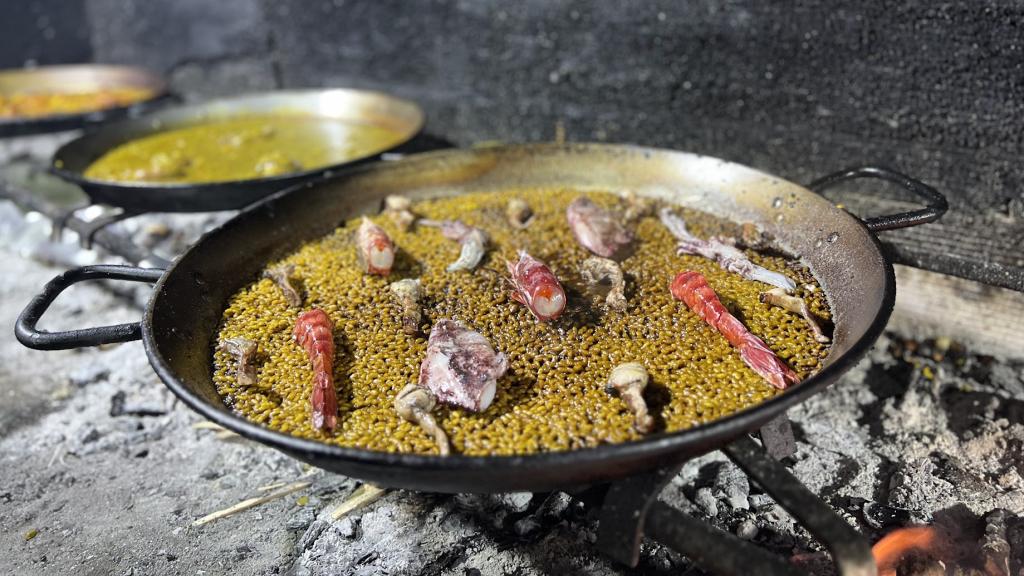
{"left": 263, "top": 263, "right": 303, "bottom": 308}
{"left": 218, "top": 337, "right": 259, "bottom": 387}
{"left": 506, "top": 198, "right": 534, "bottom": 229}
{"left": 579, "top": 256, "right": 627, "bottom": 312}
{"left": 620, "top": 190, "right": 656, "bottom": 223}
{"left": 395, "top": 384, "right": 450, "bottom": 456}
{"left": 606, "top": 362, "right": 654, "bottom": 433}
{"left": 760, "top": 288, "right": 830, "bottom": 343}
{"left": 389, "top": 278, "right": 423, "bottom": 335}
{"left": 383, "top": 195, "right": 416, "bottom": 231}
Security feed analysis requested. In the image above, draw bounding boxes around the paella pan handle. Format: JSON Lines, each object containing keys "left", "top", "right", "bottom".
{"left": 807, "top": 166, "right": 947, "bottom": 232}
{"left": 15, "top": 265, "right": 164, "bottom": 351}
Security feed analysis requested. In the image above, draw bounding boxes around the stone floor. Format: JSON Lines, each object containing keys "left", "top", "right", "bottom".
{"left": 2, "top": 217, "right": 1023, "bottom": 575}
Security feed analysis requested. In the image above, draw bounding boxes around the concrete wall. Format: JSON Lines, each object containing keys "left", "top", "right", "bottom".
{"left": 4, "top": 0, "right": 1023, "bottom": 288}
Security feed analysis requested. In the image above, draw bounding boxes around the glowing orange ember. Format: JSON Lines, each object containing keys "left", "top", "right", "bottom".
{"left": 872, "top": 526, "right": 945, "bottom": 576}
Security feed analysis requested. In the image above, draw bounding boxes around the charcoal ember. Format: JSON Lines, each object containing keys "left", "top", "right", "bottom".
{"left": 78, "top": 426, "right": 102, "bottom": 445}
{"left": 333, "top": 517, "right": 358, "bottom": 540}
{"left": 298, "top": 519, "right": 330, "bottom": 552}
{"left": 109, "top": 390, "right": 167, "bottom": 418}
{"left": 981, "top": 509, "right": 1012, "bottom": 576}
{"left": 535, "top": 492, "right": 571, "bottom": 518}
{"left": 694, "top": 487, "right": 718, "bottom": 517}
{"left": 69, "top": 365, "right": 109, "bottom": 387}
{"left": 895, "top": 553, "right": 946, "bottom": 576}
{"left": 748, "top": 494, "right": 774, "bottom": 510}
{"left": 287, "top": 507, "right": 316, "bottom": 531}
{"left": 711, "top": 462, "right": 750, "bottom": 510}
{"left": 988, "top": 364, "right": 1024, "bottom": 398}
{"left": 736, "top": 518, "right": 758, "bottom": 540}
{"left": 863, "top": 502, "right": 914, "bottom": 531}
{"left": 513, "top": 516, "right": 540, "bottom": 536}
{"left": 452, "top": 493, "right": 487, "bottom": 512}
{"left": 1007, "top": 515, "right": 1024, "bottom": 574}
{"left": 887, "top": 459, "right": 958, "bottom": 517}
{"left": 497, "top": 492, "right": 534, "bottom": 513}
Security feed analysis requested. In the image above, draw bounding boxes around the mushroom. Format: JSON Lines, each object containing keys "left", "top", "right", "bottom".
{"left": 395, "top": 384, "right": 450, "bottom": 455}
{"left": 506, "top": 198, "right": 534, "bottom": 229}
{"left": 620, "top": 190, "right": 656, "bottom": 223}
{"left": 383, "top": 194, "right": 416, "bottom": 231}
{"left": 389, "top": 278, "right": 423, "bottom": 335}
{"left": 218, "top": 337, "right": 259, "bottom": 387}
{"left": 606, "top": 362, "right": 654, "bottom": 433}
{"left": 579, "top": 256, "right": 627, "bottom": 312}
{"left": 760, "top": 288, "right": 831, "bottom": 343}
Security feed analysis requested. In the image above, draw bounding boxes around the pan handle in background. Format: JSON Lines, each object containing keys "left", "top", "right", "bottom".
{"left": 806, "top": 165, "right": 948, "bottom": 232}
{"left": 15, "top": 265, "right": 164, "bottom": 351}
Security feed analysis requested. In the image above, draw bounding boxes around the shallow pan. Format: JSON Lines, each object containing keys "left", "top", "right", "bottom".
{"left": 0, "top": 64, "right": 169, "bottom": 138}
{"left": 50, "top": 89, "right": 424, "bottom": 212}
{"left": 17, "top": 143, "right": 946, "bottom": 493}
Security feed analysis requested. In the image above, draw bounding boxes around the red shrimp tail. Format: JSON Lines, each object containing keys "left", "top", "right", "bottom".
{"left": 670, "top": 271, "right": 712, "bottom": 319}
{"left": 672, "top": 271, "right": 799, "bottom": 390}
{"left": 311, "top": 371, "right": 338, "bottom": 431}
{"left": 738, "top": 334, "right": 799, "bottom": 390}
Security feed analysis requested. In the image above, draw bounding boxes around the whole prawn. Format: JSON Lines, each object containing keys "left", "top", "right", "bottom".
{"left": 670, "top": 271, "right": 799, "bottom": 390}
{"left": 294, "top": 309, "right": 339, "bottom": 431}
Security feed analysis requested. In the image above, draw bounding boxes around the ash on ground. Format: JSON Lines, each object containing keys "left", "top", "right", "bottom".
{"left": 1, "top": 130, "right": 1021, "bottom": 574}
{"left": 3, "top": 242, "right": 1021, "bottom": 575}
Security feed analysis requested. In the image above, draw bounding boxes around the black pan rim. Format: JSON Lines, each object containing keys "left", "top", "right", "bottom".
{"left": 141, "top": 142, "right": 895, "bottom": 473}
{"left": 49, "top": 88, "right": 425, "bottom": 192}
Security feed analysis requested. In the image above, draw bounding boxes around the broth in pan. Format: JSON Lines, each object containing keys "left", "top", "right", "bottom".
{"left": 84, "top": 114, "right": 406, "bottom": 184}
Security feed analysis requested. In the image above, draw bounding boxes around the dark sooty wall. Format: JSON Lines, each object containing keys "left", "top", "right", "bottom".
{"left": 7, "top": 0, "right": 1024, "bottom": 290}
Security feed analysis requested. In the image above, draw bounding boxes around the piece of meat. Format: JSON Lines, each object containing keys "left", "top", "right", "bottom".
{"left": 506, "top": 250, "right": 567, "bottom": 321}
{"left": 418, "top": 319, "right": 507, "bottom": 412}
{"left": 293, "top": 309, "right": 339, "bottom": 431}
{"left": 566, "top": 196, "right": 633, "bottom": 259}
{"left": 671, "top": 271, "right": 799, "bottom": 390}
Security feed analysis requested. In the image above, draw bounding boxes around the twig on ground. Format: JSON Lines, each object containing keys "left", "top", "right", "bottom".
{"left": 191, "top": 480, "right": 312, "bottom": 527}
{"left": 330, "top": 484, "right": 387, "bottom": 520}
